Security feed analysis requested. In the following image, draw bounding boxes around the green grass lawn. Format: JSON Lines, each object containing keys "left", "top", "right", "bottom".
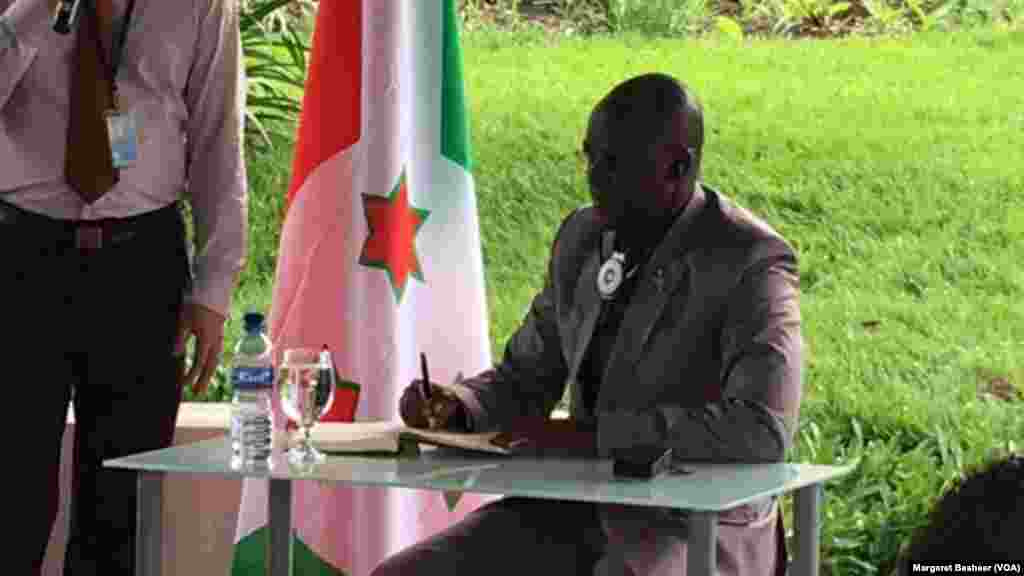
{"left": 214, "top": 27, "right": 1023, "bottom": 573}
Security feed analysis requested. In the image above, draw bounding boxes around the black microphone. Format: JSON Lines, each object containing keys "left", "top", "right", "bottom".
{"left": 52, "top": 0, "right": 83, "bottom": 35}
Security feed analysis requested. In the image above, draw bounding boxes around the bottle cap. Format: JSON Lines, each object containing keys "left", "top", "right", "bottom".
{"left": 243, "top": 312, "right": 265, "bottom": 333}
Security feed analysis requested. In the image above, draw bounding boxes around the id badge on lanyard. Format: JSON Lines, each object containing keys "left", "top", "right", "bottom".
{"left": 93, "top": 0, "right": 139, "bottom": 169}
{"left": 105, "top": 106, "right": 139, "bottom": 168}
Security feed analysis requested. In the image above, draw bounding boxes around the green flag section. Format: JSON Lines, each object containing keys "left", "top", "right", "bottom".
{"left": 232, "top": 528, "right": 347, "bottom": 576}
{"left": 440, "top": 0, "right": 470, "bottom": 170}
{"left": 232, "top": 0, "right": 501, "bottom": 574}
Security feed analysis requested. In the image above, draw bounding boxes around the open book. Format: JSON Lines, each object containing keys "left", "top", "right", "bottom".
{"left": 305, "top": 420, "right": 510, "bottom": 455}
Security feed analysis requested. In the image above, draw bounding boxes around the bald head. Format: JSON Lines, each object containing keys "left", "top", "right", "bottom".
{"left": 589, "top": 73, "right": 704, "bottom": 171}
{"left": 583, "top": 74, "right": 705, "bottom": 248}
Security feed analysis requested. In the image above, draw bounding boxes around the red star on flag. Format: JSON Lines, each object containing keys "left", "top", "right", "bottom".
{"left": 359, "top": 169, "right": 430, "bottom": 303}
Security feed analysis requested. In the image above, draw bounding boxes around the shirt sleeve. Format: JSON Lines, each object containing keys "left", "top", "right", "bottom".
{"left": 597, "top": 256, "right": 803, "bottom": 463}
{"left": 0, "top": 3, "right": 39, "bottom": 112}
{"left": 183, "top": 0, "right": 248, "bottom": 317}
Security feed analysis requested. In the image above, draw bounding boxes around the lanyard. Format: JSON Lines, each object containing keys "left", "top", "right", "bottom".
{"left": 87, "top": 0, "right": 138, "bottom": 109}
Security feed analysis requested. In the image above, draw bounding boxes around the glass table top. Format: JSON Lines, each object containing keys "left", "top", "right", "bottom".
{"left": 105, "top": 436, "right": 853, "bottom": 512}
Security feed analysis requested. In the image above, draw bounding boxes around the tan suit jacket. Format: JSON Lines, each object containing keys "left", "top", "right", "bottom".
{"left": 453, "top": 184, "right": 802, "bottom": 575}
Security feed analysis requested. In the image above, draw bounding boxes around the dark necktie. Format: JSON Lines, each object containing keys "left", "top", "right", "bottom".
{"left": 64, "top": 0, "right": 117, "bottom": 204}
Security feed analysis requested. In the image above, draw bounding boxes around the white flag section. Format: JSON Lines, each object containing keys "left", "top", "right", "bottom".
{"left": 231, "top": 1, "right": 498, "bottom": 574}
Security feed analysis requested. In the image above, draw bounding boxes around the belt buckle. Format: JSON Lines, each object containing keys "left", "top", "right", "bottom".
{"left": 76, "top": 226, "right": 103, "bottom": 250}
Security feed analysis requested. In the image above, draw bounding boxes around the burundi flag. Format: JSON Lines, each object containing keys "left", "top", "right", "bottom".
{"left": 230, "top": 0, "right": 498, "bottom": 574}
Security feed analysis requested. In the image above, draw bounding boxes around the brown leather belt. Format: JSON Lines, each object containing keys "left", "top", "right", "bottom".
{"left": 75, "top": 225, "right": 107, "bottom": 250}
{"left": 0, "top": 199, "right": 179, "bottom": 253}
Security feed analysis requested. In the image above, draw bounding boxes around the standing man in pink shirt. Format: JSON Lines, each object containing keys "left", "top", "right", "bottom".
{"left": 1, "top": 0, "right": 247, "bottom": 573}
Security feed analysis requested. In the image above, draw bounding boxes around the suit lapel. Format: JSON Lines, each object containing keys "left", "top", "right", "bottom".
{"left": 598, "top": 186, "right": 709, "bottom": 408}
{"left": 601, "top": 253, "right": 689, "bottom": 402}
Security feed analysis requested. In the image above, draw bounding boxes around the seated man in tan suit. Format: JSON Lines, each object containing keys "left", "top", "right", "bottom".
{"left": 372, "top": 73, "right": 802, "bottom": 576}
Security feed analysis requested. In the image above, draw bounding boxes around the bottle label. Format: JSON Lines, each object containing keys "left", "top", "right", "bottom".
{"left": 232, "top": 366, "right": 274, "bottom": 389}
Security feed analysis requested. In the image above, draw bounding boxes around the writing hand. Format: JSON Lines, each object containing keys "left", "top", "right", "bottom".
{"left": 399, "top": 380, "right": 468, "bottom": 431}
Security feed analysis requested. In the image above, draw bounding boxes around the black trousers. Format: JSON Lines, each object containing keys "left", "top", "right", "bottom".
{"left": 1, "top": 199, "right": 189, "bottom": 575}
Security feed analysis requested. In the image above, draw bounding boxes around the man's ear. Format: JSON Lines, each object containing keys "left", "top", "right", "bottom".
{"left": 669, "top": 148, "right": 691, "bottom": 180}
{"left": 670, "top": 159, "right": 686, "bottom": 180}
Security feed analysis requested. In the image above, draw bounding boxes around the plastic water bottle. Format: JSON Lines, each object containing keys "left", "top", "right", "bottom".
{"left": 230, "top": 312, "right": 274, "bottom": 467}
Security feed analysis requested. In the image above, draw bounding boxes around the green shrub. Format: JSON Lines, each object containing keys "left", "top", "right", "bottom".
{"left": 240, "top": 0, "right": 312, "bottom": 153}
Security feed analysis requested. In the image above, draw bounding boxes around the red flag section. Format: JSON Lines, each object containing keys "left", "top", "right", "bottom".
{"left": 287, "top": 0, "right": 363, "bottom": 208}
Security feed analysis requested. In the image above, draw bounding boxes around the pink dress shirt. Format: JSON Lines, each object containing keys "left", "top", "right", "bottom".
{"left": 0, "top": 0, "right": 247, "bottom": 317}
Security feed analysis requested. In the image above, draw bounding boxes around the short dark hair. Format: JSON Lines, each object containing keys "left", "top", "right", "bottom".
{"left": 901, "top": 453, "right": 1024, "bottom": 569}
{"left": 593, "top": 73, "right": 704, "bottom": 166}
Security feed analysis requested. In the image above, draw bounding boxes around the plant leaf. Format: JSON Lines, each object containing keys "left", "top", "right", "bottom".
{"left": 715, "top": 16, "right": 744, "bottom": 40}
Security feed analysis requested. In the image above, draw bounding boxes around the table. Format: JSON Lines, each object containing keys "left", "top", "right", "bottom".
{"left": 105, "top": 437, "right": 852, "bottom": 576}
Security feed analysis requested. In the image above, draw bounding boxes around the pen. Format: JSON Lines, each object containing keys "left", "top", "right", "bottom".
{"left": 419, "top": 352, "right": 432, "bottom": 400}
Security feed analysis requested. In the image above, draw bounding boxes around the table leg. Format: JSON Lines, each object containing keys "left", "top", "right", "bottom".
{"left": 268, "top": 479, "right": 294, "bottom": 576}
{"left": 136, "top": 471, "right": 164, "bottom": 576}
{"left": 792, "top": 483, "right": 823, "bottom": 576}
{"left": 687, "top": 511, "right": 717, "bottom": 576}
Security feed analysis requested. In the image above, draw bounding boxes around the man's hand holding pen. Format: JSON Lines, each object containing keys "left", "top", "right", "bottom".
{"left": 399, "top": 353, "right": 469, "bottom": 431}
{"left": 398, "top": 354, "right": 595, "bottom": 458}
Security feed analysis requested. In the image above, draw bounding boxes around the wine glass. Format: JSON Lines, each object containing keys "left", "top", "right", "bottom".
{"left": 279, "top": 347, "right": 335, "bottom": 462}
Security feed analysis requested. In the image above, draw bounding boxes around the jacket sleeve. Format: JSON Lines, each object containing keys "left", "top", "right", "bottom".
{"left": 597, "top": 254, "right": 802, "bottom": 462}
{"left": 449, "top": 212, "right": 581, "bottom": 432}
